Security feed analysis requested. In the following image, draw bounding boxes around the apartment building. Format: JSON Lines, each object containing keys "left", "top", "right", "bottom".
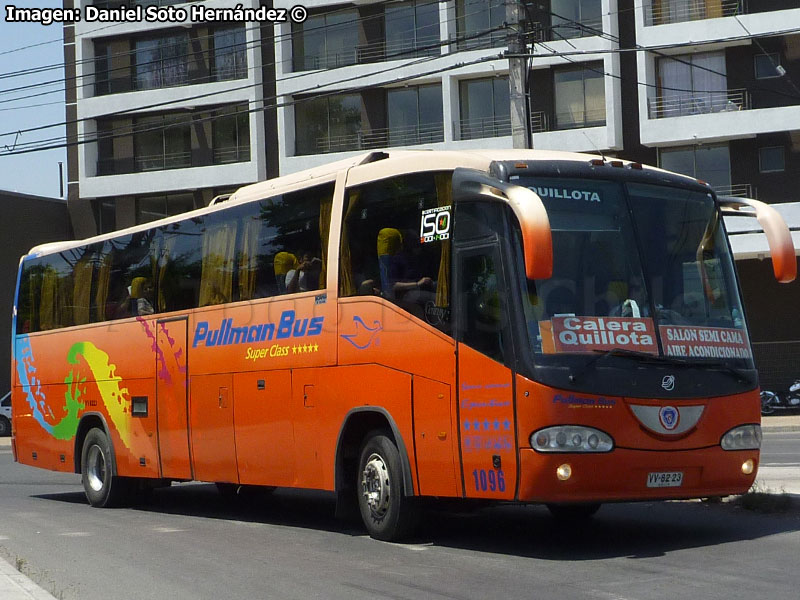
{"left": 63, "top": 0, "right": 278, "bottom": 238}
{"left": 63, "top": 0, "right": 800, "bottom": 385}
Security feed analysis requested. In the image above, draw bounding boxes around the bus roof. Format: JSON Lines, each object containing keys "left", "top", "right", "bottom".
{"left": 23, "top": 149, "right": 663, "bottom": 259}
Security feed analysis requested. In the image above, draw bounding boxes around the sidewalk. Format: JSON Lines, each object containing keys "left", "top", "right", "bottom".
{"left": 1, "top": 417, "right": 798, "bottom": 598}
{"left": 0, "top": 557, "right": 56, "bottom": 600}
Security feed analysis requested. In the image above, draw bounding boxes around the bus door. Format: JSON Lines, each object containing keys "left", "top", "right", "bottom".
{"left": 453, "top": 241, "right": 517, "bottom": 500}
{"left": 155, "top": 317, "right": 192, "bottom": 479}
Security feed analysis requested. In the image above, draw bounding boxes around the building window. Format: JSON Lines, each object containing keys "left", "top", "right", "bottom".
{"left": 92, "top": 199, "right": 117, "bottom": 234}
{"left": 384, "top": 0, "right": 440, "bottom": 60}
{"left": 456, "top": 0, "right": 505, "bottom": 50}
{"left": 655, "top": 51, "right": 729, "bottom": 117}
{"left": 650, "top": 0, "right": 744, "bottom": 26}
{"left": 554, "top": 63, "right": 605, "bottom": 129}
{"left": 754, "top": 53, "right": 783, "bottom": 80}
{"left": 213, "top": 105, "right": 251, "bottom": 164}
{"left": 387, "top": 84, "right": 443, "bottom": 146}
{"left": 133, "top": 114, "right": 192, "bottom": 172}
{"left": 213, "top": 26, "right": 247, "bottom": 81}
{"left": 759, "top": 146, "right": 785, "bottom": 173}
{"left": 551, "top": 0, "right": 603, "bottom": 39}
{"left": 295, "top": 94, "right": 363, "bottom": 155}
{"left": 292, "top": 9, "right": 359, "bottom": 71}
{"left": 460, "top": 77, "right": 510, "bottom": 140}
{"left": 136, "top": 192, "right": 195, "bottom": 225}
{"left": 94, "top": 42, "right": 112, "bottom": 96}
{"left": 134, "top": 33, "right": 188, "bottom": 90}
{"left": 659, "top": 144, "right": 731, "bottom": 191}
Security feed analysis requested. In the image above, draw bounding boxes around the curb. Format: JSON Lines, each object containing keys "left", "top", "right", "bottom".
{"left": 0, "top": 557, "right": 57, "bottom": 600}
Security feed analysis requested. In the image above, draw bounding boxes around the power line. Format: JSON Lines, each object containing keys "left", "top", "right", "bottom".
{"left": 0, "top": 0, "right": 492, "bottom": 107}
{"left": 0, "top": 21, "right": 510, "bottom": 139}
{"left": 0, "top": 52, "right": 502, "bottom": 156}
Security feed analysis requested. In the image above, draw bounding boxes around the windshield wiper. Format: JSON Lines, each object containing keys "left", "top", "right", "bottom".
{"left": 569, "top": 348, "right": 752, "bottom": 384}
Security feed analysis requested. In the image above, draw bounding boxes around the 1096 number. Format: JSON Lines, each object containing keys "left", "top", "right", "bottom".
{"left": 472, "top": 469, "right": 506, "bottom": 492}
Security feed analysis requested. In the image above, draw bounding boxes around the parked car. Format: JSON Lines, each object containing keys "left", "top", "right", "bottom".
{"left": 0, "top": 392, "right": 11, "bottom": 436}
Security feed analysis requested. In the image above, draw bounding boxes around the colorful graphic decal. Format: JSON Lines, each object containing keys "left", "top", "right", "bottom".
{"left": 15, "top": 334, "right": 133, "bottom": 450}
{"left": 660, "top": 325, "right": 751, "bottom": 359}
{"left": 341, "top": 316, "right": 382, "bottom": 350}
{"left": 540, "top": 316, "right": 658, "bottom": 354}
{"left": 67, "top": 342, "right": 132, "bottom": 450}
{"left": 16, "top": 334, "right": 55, "bottom": 435}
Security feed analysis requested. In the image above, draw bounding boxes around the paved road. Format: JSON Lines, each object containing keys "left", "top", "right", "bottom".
{"left": 2, "top": 442, "right": 800, "bottom": 600}
{"left": 760, "top": 431, "right": 800, "bottom": 467}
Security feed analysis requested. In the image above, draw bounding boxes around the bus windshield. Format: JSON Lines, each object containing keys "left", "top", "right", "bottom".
{"left": 510, "top": 176, "right": 753, "bottom": 374}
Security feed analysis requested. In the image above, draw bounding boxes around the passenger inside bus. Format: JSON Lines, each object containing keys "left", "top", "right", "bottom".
{"left": 285, "top": 252, "right": 323, "bottom": 293}
{"left": 376, "top": 228, "right": 433, "bottom": 300}
{"left": 130, "top": 277, "right": 155, "bottom": 316}
{"left": 273, "top": 251, "right": 299, "bottom": 294}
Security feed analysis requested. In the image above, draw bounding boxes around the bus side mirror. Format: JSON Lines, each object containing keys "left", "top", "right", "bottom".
{"left": 452, "top": 168, "right": 553, "bottom": 280}
{"left": 718, "top": 196, "right": 796, "bottom": 283}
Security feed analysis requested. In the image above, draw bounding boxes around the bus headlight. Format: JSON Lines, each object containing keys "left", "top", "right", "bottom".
{"left": 531, "top": 426, "right": 613, "bottom": 453}
{"left": 721, "top": 424, "right": 762, "bottom": 450}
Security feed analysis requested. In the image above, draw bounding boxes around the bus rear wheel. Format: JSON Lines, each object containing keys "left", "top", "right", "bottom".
{"left": 81, "top": 428, "right": 132, "bottom": 507}
{"left": 357, "top": 431, "right": 418, "bottom": 541}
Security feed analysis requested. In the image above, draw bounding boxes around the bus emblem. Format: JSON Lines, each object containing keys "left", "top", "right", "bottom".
{"left": 659, "top": 406, "right": 680, "bottom": 430}
{"left": 661, "top": 375, "right": 675, "bottom": 391}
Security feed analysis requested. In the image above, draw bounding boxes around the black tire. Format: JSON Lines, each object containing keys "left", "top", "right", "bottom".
{"left": 80, "top": 428, "right": 133, "bottom": 507}
{"left": 0, "top": 416, "right": 10, "bottom": 437}
{"left": 357, "top": 431, "right": 418, "bottom": 541}
{"left": 546, "top": 503, "right": 602, "bottom": 520}
{"left": 760, "top": 391, "right": 777, "bottom": 416}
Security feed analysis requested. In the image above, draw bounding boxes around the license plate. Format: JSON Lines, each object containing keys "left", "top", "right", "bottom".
{"left": 646, "top": 471, "right": 684, "bottom": 488}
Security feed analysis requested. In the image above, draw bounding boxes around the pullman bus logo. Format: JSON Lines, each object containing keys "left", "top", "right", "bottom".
{"left": 659, "top": 406, "right": 680, "bottom": 431}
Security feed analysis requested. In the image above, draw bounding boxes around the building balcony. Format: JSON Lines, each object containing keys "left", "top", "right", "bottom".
{"left": 355, "top": 35, "right": 441, "bottom": 64}
{"left": 459, "top": 116, "right": 511, "bottom": 141}
{"left": 648, "top": 89, "right": 751, "bottom": 119}
{"left": 309, "top": 122, "right": 445, "bottom": 155}
{"left": 715, "top": 183, "right": 753, "bottom": 198}
{"left": 645, "top": 0, "right": 745, "bottom": 27}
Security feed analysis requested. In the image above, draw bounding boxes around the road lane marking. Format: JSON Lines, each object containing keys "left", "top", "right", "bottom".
{"left": 59, "top": 532, "right": 91, "bottom": 537}
{"left": 152, "top": 527, "right": 185, "bottom": 533}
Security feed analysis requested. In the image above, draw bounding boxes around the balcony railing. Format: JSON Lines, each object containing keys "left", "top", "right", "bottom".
{"left": 646, "top": 0, "right": 744, "bottom": 26}
{"left": 355, "top": 34, "right": 441, "bottom": 64}
{"left": 459, "top": 116, "right": 511, "bottom": 140}
{"left": 313, "top": 122, "right": 444, "bottom": 154}
{"left": 213, "top": 146, "right": 251, "bottom": 164}
{"left": 550, "top": 17, "right": 604, "bottom": 40}
{"left": 530, "top": 111, "right": 549, "bottom": 133}
{"left": 648, "top": 89, "right": 751, "bottom": 119}
{"left": 134, "top": 151, "right": 192, "bottom": 172}
{"left": 714, "top": 183, "right": 753, "bottom": 198}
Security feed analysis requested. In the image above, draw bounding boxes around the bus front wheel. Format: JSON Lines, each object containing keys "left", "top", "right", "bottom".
{"left": 81, "top": 428, "right": 132, "bottom": 508}
{"left": 357, "top": 431, "right": 418, "bottom": 541}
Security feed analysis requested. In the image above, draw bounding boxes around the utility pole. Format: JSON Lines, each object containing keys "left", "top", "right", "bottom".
{"left": 507, "top": 0, "right": 531, "bottom": 149}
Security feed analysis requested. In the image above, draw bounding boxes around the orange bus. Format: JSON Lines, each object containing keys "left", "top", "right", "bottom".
{"left": 11, "top": 150, "right": 796, "bottom": 540}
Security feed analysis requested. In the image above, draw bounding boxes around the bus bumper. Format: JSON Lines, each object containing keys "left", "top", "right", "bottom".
{"left": 517, "top": 446, "right": 758, "bottom": 503}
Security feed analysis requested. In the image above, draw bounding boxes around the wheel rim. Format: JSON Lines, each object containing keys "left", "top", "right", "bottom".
{"left": 86, "top": 444, "right": 107, "bottom": 492}
{"left": 361, "top": 453, "right": 391, "bottom": 519}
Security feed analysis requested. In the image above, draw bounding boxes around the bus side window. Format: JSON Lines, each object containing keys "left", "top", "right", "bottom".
{"left": 339, "top": 173, "right": 451, "bottom": 332}
{"left": 236, "top": 182, "right": 332, "bottom": 301}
